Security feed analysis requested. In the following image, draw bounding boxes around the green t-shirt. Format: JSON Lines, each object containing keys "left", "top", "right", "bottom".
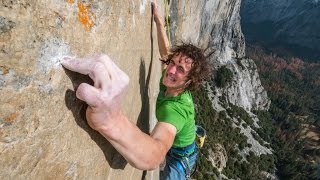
{"left": 156, "top": 72, "right": 196, "bottom": 148}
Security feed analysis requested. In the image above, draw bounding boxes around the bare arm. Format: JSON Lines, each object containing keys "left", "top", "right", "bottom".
{"left": 152, "top": 2, "right": 170, "bottom": 70}
{"left": 105, "top": 117, "right": 176, "bottom": 170}
{"left": 61, "top": 55, "right": 176, "bottom": 170}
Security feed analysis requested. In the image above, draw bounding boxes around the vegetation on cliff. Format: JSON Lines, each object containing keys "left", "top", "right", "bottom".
{"left": 247, "top": 45, "right": 319, "bottom": 179}
{"left": 191, "top": 46, "right": 319, "bottom": 179}
{"left": 192, "top": 84, "right": 275, "bottom": 180}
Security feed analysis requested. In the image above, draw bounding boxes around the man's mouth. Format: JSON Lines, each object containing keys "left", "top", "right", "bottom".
{"left": 167, "top": 74, "right": 176, "bottom": 82}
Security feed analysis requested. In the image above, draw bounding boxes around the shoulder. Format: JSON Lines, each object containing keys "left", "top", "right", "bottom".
{"left": 159, "top": 92, "right": 194, "bottom": 114}
{"left": 157, "top": 101, "right": 182, "bottom": 118}
{"left": 180, "top": 91, "right": 193, "bottom": 105}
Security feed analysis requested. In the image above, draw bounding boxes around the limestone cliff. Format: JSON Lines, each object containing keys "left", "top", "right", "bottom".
{"left": 0, "top": 0, "right": 160, "bottom": 179}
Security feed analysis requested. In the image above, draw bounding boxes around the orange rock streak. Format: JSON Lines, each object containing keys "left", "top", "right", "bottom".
{"left": 77, "top": 2, "right": 95, "bottom": 31}
{"left": 4, "top": 113, "right": 17, "bottom": 123}
{"left": 0, "top": 66, "right": 10, "bottom": 75}
{"left": 66, "top": 0, "right": 74, "bottom": 4}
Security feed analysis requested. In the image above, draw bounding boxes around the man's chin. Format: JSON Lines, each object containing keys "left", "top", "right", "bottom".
{"left": 163, "top": 82, "right": 174, "bottom": 88}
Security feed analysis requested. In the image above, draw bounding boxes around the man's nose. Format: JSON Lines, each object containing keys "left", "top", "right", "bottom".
{"left": 168, "top": 65, "right": 176, "bottom": 74}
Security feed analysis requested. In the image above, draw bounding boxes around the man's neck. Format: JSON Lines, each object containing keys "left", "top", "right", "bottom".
{"left": 165, "top": 88, "right": 185, "bottom": 97}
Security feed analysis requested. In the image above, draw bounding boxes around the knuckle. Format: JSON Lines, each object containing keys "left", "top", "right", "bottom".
{"left": 76, "top": 83, "right": 87, "bottom": 99}
{"left": 95, "top": 95, "right": 105, "bottom": 107}
{"left": 93, "top": 61, "right": 105, "bottom": 71}
{"left": 97, "top": 54, "right": 110, "bottom": 62}
{"left": 99, "top": 93, "right": 112, "bottom": 107}
{"left": 90, "top": 62, "right": 105, "bottom": 77}
{"left": 114, "top": 71, "right": 129, "bottom": 87}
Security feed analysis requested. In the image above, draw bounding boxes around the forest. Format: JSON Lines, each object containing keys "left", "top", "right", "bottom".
{"left": 193, "top": 82, "right": 275, "bottom": 179}
{"left": 191, "top": 45, "right": 319, "bottom": 179}
{"left": 247, "top": 45, "right": 319, "bottom": 179}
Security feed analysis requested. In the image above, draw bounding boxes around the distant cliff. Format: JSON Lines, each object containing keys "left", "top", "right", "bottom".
{"left": 241, "top": 0, "right": 320, "bottom": 61}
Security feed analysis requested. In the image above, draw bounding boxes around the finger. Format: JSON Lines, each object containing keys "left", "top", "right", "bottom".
{"left": 96, "top": 54, "right": 119, "bottom": 81}
{"left": 61, "top": 56, "right": 96, "bottom": 75}
{"left": 76, "top": 83, "right": 101, "bottom": 107}
{"left": 151, "top": 2, "right": 162, "bottom": 23}
{"left": 62, "top": 56, "right": 110, "bottom": 89}
{"left": 95, "top": 55, "right": 130, "bottom": 92}
{"left": 89, "top": 61, "right": 111, "bottom": 89}
{"left": 152, "top": 2, "right": 159, "bottom": 14}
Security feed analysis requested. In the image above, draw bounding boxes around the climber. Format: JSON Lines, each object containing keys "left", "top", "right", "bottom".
{"left": 152, "top": 2, "right": 211, "bottom": 179}
{"left": 61, "top": 1, "right": 211, "bottom": 180}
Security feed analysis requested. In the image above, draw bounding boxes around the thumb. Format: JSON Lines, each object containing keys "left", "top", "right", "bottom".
{"left": 76, "top": 83, "right": 101, "bottom": 107}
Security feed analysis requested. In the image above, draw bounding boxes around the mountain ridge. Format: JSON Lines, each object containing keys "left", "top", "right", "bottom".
{"left": 241, "top": 0, "right": 320, "bottom": 62}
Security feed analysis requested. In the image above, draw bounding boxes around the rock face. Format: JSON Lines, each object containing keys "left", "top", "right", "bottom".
{"left": 208, "top": 144, "right": 227, "bottom": 173}
{"left": 0, "top": 0, "right": 160, "bottom": 179}
{"left": 241, "top": 0, "right": 320, "bottom": 61}
{"left": 223, "top": 58, "right": 270, "bottom": 111}
{"left": 170, "top": 0, "right": 245, "bottom": 59}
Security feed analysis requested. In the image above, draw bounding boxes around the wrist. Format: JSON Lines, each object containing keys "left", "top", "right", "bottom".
{"left": 96, "top": 111, "right": 126, "bottom": 141}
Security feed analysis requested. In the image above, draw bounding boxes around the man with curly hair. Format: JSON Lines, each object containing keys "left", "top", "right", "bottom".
{"left": 152, "top": 2, "right": 211, "bottom": 179}
{"left": 61, "top": 2, "right": 211, "bottom": 180}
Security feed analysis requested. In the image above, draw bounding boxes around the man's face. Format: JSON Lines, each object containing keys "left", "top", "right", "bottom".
{"left": 163, "top": 53, "right": 193, "bottom": 91}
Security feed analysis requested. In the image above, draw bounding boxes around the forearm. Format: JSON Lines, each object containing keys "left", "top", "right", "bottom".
{"left": 96, "top": 112, "right": 167, "bottom": 170}
{"left": 155, "top": 18, "right": 170, "bottom": 59}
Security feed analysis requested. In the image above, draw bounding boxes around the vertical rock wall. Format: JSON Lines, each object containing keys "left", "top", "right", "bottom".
{"left": 0, "top": 0, "right": 160, "bottom": 179}
{"left": 170, "top": 0, "right": 245, "bottom": 60}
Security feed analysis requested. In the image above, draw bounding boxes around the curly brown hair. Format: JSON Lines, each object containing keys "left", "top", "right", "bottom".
{"left": 166, "top": 43, "right": 212, "bottom": 91}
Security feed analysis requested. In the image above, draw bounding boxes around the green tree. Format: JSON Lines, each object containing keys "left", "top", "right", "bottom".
{"left": 215, "top": 66, "right": 233, "bottom": 87}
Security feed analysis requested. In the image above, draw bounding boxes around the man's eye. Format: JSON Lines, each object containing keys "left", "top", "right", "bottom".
{"left": 166, "top": 60, "right": 173, "bottom": 65}
{"left": 178, "top": 66, "right": 184, "bottom": 73}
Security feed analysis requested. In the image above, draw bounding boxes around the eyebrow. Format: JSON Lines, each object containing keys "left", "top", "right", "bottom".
{"left": 176, "top": 60, "right": 189, "bottom": 73}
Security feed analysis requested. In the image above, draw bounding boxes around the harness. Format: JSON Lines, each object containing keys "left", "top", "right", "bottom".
{"left": 166, "top": 125, "right": 206, "bottom": 178}
{"left": 168, "top": 142, "right": 197, "bottom": 178}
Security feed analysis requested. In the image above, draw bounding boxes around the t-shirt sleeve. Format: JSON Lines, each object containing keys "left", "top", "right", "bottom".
{"left": 157, "top": 103, "right": 185, "bottom": 133}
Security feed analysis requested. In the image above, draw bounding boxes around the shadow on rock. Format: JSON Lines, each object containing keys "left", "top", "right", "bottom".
{"left": 64, "top": 68, "right": 127, "bottom": 169}
{"left": 136, "top": 59, "right": 150, "bottom": 134}
{"left": 140, "top": 8, "right": 155, "bottom": 179}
